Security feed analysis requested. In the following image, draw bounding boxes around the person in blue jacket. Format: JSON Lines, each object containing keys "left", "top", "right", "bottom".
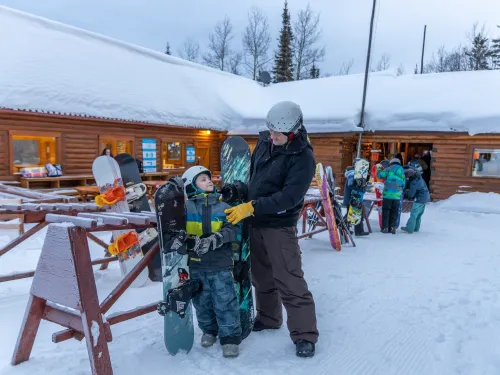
{"left": 401, "top": 167, "right": 430, "bottom": 233}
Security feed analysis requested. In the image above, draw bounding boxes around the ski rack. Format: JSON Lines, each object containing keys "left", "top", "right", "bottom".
{"left": 11, "top": 211, "right": 159, "bottom": 375}
{"left": 0, "top": 203, "right": 115, "bottom": 283}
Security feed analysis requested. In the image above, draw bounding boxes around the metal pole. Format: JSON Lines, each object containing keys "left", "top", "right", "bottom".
{"left": 420, "top": 25, "right": 427, "bottom": 74}
{"left": 356, "top": 0, "right": 377, "bottom": 159}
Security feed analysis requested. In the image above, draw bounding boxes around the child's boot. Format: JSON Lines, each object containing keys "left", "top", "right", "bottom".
{"left": 201, "top": 333, "right": 216, "bottom": 347}
{"left": 222, "top": 344, "right": 239, "bottom": 357}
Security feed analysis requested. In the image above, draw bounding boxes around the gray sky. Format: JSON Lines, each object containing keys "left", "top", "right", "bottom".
{"left": 2, "top": 0, "right": 499, "bottom": 76}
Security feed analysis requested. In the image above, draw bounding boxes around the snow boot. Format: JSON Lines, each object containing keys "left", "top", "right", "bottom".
{"left": 381, "top": 228, "right": 389, "bottom": 233}
{"left": 201, "top": 333, "right": 217, "bottom": 347}
{"left": 252, "top": 319, "right": 281, "bottom": 332}
{"left": 401, "top": 227, "right": 412, "bottom": 234}
{"left": 295, "top": 339, "right": 315, "bottom": 358}
{"left": 390, "top": 227, "right": 396, "bottom": 234}
{"left": 222, "top": 344, "right": 239, "bottom": 358}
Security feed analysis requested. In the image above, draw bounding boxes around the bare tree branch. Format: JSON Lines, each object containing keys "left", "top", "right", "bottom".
{"left": 337, "top": 59, "right": 354, "bottom": 75}
{"left": 293, "top": 4, "right": 326, "bottom": 80}
{"left": 202, "top": 16, "right": 234, "bottom": 71}
{"left": 373, "top": 53, "right": 391, "bottom": 71}
{"left": 229, "top": 52, "right": 243, "bottom": 75}
{"left": 242, "top": 6, "right": 272, "bottom": 80}
{"left": 177, "top": 38, "right": 200, "bottom": 62}
{"left": 396, "top": 63, "right": 405, "bottom": 76}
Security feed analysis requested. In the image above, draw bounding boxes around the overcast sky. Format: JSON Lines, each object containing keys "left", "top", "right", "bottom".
{"left": 2, "top": 0, "right": 499, "bottom": 76}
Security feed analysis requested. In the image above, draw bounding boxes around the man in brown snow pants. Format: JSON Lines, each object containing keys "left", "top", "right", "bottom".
{"left": 224, "top": 101, "right": 319, "bottom": 357}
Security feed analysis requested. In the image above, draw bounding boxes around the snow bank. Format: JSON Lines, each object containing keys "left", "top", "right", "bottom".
{"left": 435, "top": 192, "right": 500, "bottom": 215}
{"left": 1, "top": 6, "right": 499, "bottom": 136}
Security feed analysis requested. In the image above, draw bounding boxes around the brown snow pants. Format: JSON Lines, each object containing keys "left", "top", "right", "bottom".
{"left": 250, "top": 226, "right": 319, "bottom": 343}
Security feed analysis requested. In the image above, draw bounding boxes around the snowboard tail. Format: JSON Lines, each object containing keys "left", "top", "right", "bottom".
{"left": 316, "top": 163, "right": 341, "bottom": 251}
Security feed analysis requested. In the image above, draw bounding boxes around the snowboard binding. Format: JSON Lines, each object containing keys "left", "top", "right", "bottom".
{"left": 157, "top": 278, "right": 203, "bottom": 318}
{"left": 219, "top": 181, "right": 248, "bottom": 204}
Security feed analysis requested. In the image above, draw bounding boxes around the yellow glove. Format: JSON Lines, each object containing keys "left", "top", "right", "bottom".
{"left": 224, "top": 201, "right": 255, "bottom": 224}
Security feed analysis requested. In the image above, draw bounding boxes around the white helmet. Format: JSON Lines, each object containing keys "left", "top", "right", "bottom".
{"left": 266, "top": 101, "right": 303, "bottom": 133}
{"left": 182, "top": 166, "right": 212, "bottom": 197}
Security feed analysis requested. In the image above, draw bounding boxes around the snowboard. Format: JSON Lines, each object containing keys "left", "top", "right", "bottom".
{"left": 325, "top": 165, "right": 355, "bottom": 247}
{"left": 347, "top": 158, "right": 370, "bottom": 225}
{"left": 115, "top": 153, "right": 162, "bottom": 282}
{"left": 316, "top": 163, "right": 341, "bottom": 250}
{"left": 220, "top": 135, "right": 255, "bottom": 340}
{"left": 92, "top": 155, "right": 149, "bottom": 288}
{"left": 154, "top": 178, "right": 194, "bottom": 355}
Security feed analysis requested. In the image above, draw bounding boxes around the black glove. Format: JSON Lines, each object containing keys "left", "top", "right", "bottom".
{"left": 220, "top": 180, "right": 248, "bottom": 203}
{"left": 187, "top": 232, "right": 224, "bottom": 257}
{"left": 164, "top": 230, "right": 188, "bottom": 254}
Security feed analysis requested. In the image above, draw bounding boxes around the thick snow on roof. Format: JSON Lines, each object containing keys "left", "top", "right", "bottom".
{"left": 1, "top": 6, "right": 499, "bottom": 135}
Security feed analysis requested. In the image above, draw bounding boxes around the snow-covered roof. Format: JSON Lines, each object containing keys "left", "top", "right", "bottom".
{"left": 1, "top": 5, "right": 499, "bottom": 136}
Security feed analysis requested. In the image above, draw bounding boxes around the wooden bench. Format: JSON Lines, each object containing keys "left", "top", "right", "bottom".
{"left": 20, "top": 175, "right": 95, "bottom": 189}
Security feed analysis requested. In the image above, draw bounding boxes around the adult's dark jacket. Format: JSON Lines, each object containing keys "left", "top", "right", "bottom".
{"left": 247, "top": 126, "right": 315, "bottom": 228}
{"left": 404, "top": 171, "right": 430, "bottom": 204}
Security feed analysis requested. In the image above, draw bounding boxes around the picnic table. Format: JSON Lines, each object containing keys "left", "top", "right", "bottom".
{"left": 74, "top": 186, "right": 99, "bottom": 202}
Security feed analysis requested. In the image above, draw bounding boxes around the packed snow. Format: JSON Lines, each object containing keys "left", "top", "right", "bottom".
{"left": 1, "top": 5, "right": 500, "bottom": 135}
{"left": 1, "top": 192, "right": 499, "bottom": 375}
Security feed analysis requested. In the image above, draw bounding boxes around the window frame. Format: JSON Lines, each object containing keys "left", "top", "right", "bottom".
{"left": 9, "top": 130, "right": 62, "bottom": 174}
{"left": 98, "top": 135, "right": 135, "bottom": 157}
{"left": 468, "top": 144, "right": 500, "bottom": 179}
{"left": 161, "top": 139, "right": 185, "bottom": 169}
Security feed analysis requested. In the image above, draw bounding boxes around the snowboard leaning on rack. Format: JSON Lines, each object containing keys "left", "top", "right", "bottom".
{"left": 315, "top": 163, "right": 341, "bottom": 251}
{"left": 154, "top": 178, "right": 195, "bottom": 355}
{"left": 92, "top": 155, "right": 149, "bottom": 288}
{"left": 346, "top": 158, "right": 370, "bottom": 225}
{"left": 220, "top": 135, "right": 255, "bottom": 340}
{"left": 115, "top": 153, "right": 162, "bottom": 281}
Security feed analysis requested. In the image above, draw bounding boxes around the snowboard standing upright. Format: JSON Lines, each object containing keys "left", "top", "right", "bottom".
{"left": 220, "top": 136, "right": 255, "bottom": 340}
{"left": 115, "top": 153, "right": 162, "bottom": 281}
{"left": 92, "top": 155, "right": 149, "bottom": 287}
{"left": 315, "top": 163, "right": 341, "bottom": 250}
{"left": 347, "top": 158, "right": 370, "bottom": 225}
{"left": 154, "top": 178, "right": 194, "bottom": 355}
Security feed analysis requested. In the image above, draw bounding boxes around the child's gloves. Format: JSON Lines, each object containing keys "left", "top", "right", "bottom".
{"left": 187, "top": 232, "right": 223, "bottom": 257}
{"left": 224, "top": 201, "right": 254, "bottom": 224}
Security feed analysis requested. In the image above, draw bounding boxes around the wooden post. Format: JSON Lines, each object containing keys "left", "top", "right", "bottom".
{"left": 11, "top": 224, "right": 113, "bottom": 375}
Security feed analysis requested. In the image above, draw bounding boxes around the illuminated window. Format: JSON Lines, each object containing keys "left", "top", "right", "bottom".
{"left": 472, "top": 148, "right": 500, "bottom": 177}
{"left": 13, "top": 135, "right": 57, "bottom": 171}
{"left": 100, "top": 138, "right": 133, "bottom": 156}
{"left": 162, "top": 141, "right": 184, "bottom": 169}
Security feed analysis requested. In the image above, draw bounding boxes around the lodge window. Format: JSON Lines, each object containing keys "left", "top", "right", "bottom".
{"left": 162, "top": 141, "right": 184, "bottom": 169}
{"left": 472, "top": 148, "right": 500, "bottom": 177}
{"left": 100, "top": 137, "right": 134, "bottom": 157}
{"left": 12, "top": 135, "right": 57, "bottom": 172}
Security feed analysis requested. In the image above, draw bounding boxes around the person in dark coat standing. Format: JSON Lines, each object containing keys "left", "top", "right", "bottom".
{"left": 401, "top": 168, "right": 430, "bottom": 233}
{"left": 224, "top": 101, "right": 318, "bottom": 358}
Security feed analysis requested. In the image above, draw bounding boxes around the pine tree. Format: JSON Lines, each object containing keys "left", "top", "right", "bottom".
{"left": 165, "top": 42, "right": 171, "bottom": 55}
{"left": 492, "top": 26, "right": 500, "bottom": 69}
{"left": 272, "top": 0, "right": 294, "bottom": 83}
{"left": 309, "top": 61, "right": 320, "bottom": 78}
{"left": 465, "top": 31, "right": 494, "bottom": 70}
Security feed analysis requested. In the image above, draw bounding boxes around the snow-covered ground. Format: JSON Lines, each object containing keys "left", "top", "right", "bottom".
{"left": 0, "top": 192, "right": 499, "bottom": 375}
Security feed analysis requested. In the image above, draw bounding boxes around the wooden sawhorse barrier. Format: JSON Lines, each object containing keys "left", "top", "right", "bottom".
{"left": 0, "top": 203, "right": 116, "bottom": 283}
{"left": 10, "top": 211, "right": 161, "bottom": 375}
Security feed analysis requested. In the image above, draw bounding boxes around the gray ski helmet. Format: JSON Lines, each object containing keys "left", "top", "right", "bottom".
{"left": 266, "top": 101, "right": 303, "bottom": 133}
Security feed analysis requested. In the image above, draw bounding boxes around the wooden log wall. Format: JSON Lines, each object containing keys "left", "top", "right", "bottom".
{"left": 363, "top": 133, "right": 500, "bottom": 200}
{"left": 0, "top": 110, "right": 223, "bottom": 181}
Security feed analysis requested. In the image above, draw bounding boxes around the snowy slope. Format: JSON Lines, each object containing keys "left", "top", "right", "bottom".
{"left": 1, "top": 5, "right": 500, "bottom": 135}
{"left": 1, "top": 192, "right": 500, "bottom": 375}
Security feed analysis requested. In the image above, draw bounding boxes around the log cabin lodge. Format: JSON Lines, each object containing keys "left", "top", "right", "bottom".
{"left": 1, "top": 6, "right": 499, "bottom": 200}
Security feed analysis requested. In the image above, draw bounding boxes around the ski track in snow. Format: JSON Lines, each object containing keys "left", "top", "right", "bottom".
{"left": 1, "top": 199, "right": 500, "bottom": 375}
